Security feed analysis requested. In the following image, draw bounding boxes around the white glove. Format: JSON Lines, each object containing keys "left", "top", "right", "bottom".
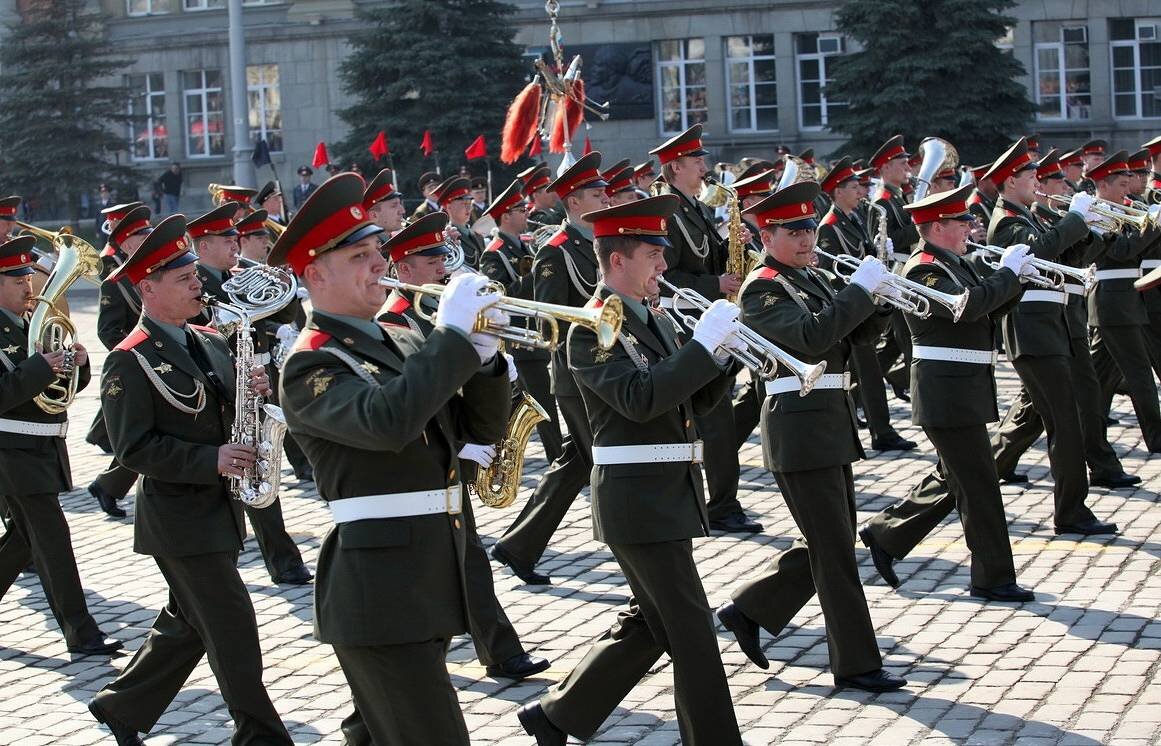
{"left": 1068, "top": 191, "right": 1095, "bottom": 218}
{"left": 436, "top": 273, "right": 499, "bottom": 335}
{"left": 884, "top": 237, "right": 895, "bottom": 256}
{"left": 713, "top": 333, "right": 747, "bottom": 365}
{"left": 999, "top": 244, "right": 1031, "bottom": 275}
{"left": 1018, "top": 257, "right": 1039, "bottom": 279}
{"left": 692, "top": 299, "right": 741, "bottom": 356}
{"left": 468, "top": 306, "right": 508, "bottom": 364}
{"left": 849, "top": 256, "right": 891, "bottom": 295}
{"left": 875, "top": 283, "right": 904, "bottom": 303}
{"left": 295, "top": 286, "right": 310, "bottom": 300}
{"left": 457, "top": 443, "right": 497, "bottom": 468}
{"left": 275, "top": 323, "right": 298, "bottom": 346}
{"left": 502, "top": 352, "right": 519, "bottom": 383}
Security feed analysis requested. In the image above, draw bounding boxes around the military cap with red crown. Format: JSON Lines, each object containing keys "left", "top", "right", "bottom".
{"left": 108, "top": 205, "right": 153, "bottom": 249}
{"left": 798, "top": 148, "right": 815, "bottom": 165}
{"left": 188, "top": 203, "right": 240, "bottom": 239}
{"left": 904, "top": 183, "right": 974, "bottom": 225}
{"left": 484, "top": 180, "right": 527, "bottom": 220}
{"left": 215, "top": 185, "right": 258, "bottom": 206}
{"left": 633, "top": 159, "right": 656, "bottom": 180}
{"left": 0, "top": 235, "right": 38, "bottom": 276}
{"left": 870, "top": 135, "right": 909, "bottom": 170}
{"left": 1143, "top": 135, "right": 1161, "bottom": 158}
{"left": 100, "top": 201, "right": 145, "bottom": 234}
{"left": 742, "top": 182, "right": 820, "bottom": 230}
{"left": 362, "top": 168, "right": 401, "bottom": 209}
{"left": 381, "top": 212, "right": 451, "bottom": 263}
{"left": 1059, "top": 148, "right": 1084, "bottom": 168}
{"left": 601, "top": 158, "right": 631, "bottom": 183}
{"left": 235, "top": 209, "right": 269, "bottom": 238}
{"left": 1128, "top": 149, "right": 1151, "bottom": 172}
{"left": 969, "top": 163, "right": 991, "bottom": 184}
{"left": 983, "top": 137, "right": 1038, "bottom": 186}
{"left": 581, "top": 194, "right": 679, "bottom": 247}
{"left": 820, "top": 156, "right": 858, "bottom": 193}
{"left": 519, "top": 165, "right": 552, "bottom": 197}
{"left": 732, "top": 169, "right": 777, "bottom": 200}
{"left": 0, "top": 196, "right": 21, "bottom": 221}
{"left": 1085, "top": 150, "right": 1132, "bottom": 182}
{"left": 1082, "top": 139, "right": 1107, "bottom": 156}
{"left": 604, "top": 166, "right": 636, "bottom": 196}
{"left": 546, "top": 151, "right": 607, "bottom": 199}
{"left": 1035, "top": 149, "right": 1065, "bottom": 180}
{"left": 267, "top": 173, "right": 384, "bottom": 275}
{"left": 649, "top": 123, "right": 710, "bottom": 165}
{"left": 435, "top": 176, "right": 472, "bottom": 206}
{"left": 107, "top": 215, "right": 196, "bottom": 284}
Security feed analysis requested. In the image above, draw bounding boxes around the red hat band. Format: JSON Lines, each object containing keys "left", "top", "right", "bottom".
{"left": 872, "top": 144, "right": 907, "bottom": 169}
{"left": 438, "top": 185, "right": 471, "bottom": 205}
{"left": 1088, "top": 159, "right": 1130, "bottom": 182}
{"left": 522, "top": 175, "right": 550, "bottom": 196}
{"left": 591, "top": 214, "right": 669, "bottom": 239}
{"left": 1129, "top": 155, "right": 1150, "bottom": 172}
{"left": 0, "top": 251, "right": 32, "bottom": 271}
{"left": 656, "top": 139, "right": 704, "bottom": 165}
{"left": 0, "top": 205, "right": 17, "bottom": 219}
{"left": 188, "top": 215, "right": 236, "bottom": 239}
{"left": 128, "top": 238, "right": 192, "bottom": 284}
{"left": 1036, "top": 161, "right": 1063, "bottom": 179}
{"left": 389, "top": 230, "right": 445, "bottom": 263}
{"left": 754, "top": 200, "right": 815, "bottom": 226}
{"left": 909, "top": 199, "right": 970, "bottom": 225}
{"left": 112, "top": 217, "right": 151, "bottom": 245}
{"left": 290, "top": 204, "right": 370, "bottom": 275}
{"left": 221, "top": 189, "right": 253, "bottom": 204}
{"left": 992, "top": 151, "right": 1034, "bottom": 185}
{"left": 364, "top": 183, "right": 397, "bottom": 208}
{"left": 552, "top": 167, "right": 603, "bottom": 199}
{"left": 487, "top": 194, "right": 525, "bottom": 220}
{"left": 821, "top": 165, "right": 857, "bottom": 193}
{"left": 1083, "top": 144, "right": 1105, "bottom": 155}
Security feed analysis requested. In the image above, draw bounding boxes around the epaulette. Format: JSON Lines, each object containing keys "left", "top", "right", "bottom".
{"left": 918, "top": 252, "right": 936, "bottom": 264}
{"left": 294, "top": 329, "right": 332, "bottom": 352}
{"left": 99, "top": 246, "right": 117, "bottom": 258}
{"left": 486, "top": 237, "right": 503, "bottom": 252}
{"left": 967, "top": 192, "right": 983, "bottom": 206}
{"left": 821, "top": 211, "right": 839, "bottom": 226}
{"left": 114, "top": 328, "right": 150, "bottom": 351}
{"left": 1003, "top": 208, "right": 1020, "bottom": 218}
{"left": 753, "top": 266, "right": 780, "bottom": 280}
{"left": 189, "top": 324, "right": 222, "bottom": 337}
{"left": 546, "top": 230, "right": 569, "bottom": 248}
{"left": 385, "top": 296, "right": 411, "bottom": 315}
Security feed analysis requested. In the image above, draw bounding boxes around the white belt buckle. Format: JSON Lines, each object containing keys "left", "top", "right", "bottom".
{"left": 446, "top": 484, "right": 461, "bottom": 515}
{"left": 691, "top": 440, "right": 704, "bottom": 465}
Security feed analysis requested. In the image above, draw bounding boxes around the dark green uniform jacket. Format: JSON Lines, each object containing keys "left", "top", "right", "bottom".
{"left": 533, "top": 220, "right": 599, "bottom": 398}
{"left": 817, "top": 205, "right": 874, "bottom": 264}
{"left": 529, "top": 204, "right": 565, "bottom": 229}
{"left": 662, "top": 187, "right": 725, "bottom": 301}
{"left": 454, "top": 224, "right": 485, "bottom": 271}
{"left": 280, "top": 313, "right": 510, "bottom": 646}
{"left": 479, "top": 231, "right": 546, "bottom": 363}
{"left": 1034, "top": 202, "right": 1094, "bottom": 338}
{"left": 378, "top": 290, "right": 436, "bottom": 336}
{"left": 873, "top": 183, "right": 920, "bottom": 261}
{"left": 1086, "top": 225, "right": 1160, "bottom": 327}
{"left": 97, "top": 276, "right": 142, "bottom": 351}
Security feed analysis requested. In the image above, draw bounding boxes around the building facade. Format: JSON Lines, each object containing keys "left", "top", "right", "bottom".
{"left": 2, "top": 0, "right": 1158, "bottom": 214}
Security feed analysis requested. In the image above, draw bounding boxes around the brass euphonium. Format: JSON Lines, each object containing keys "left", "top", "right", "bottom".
{"left": 913, "top": 137, "right": 959, "bottom": 202}
{"left": 470, "top": 392, "right": 550, "bottom": 508}
{"left": 28, "top": 233, "right": 101, "bottom": 414}
{"left": 15, "top": 220, "right": 72, "bottom": 244}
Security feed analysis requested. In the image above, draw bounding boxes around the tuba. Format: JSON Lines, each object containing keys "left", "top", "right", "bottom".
{"left": 777, "top": 155, "right": 816, "bottom": 191}
{"left": 913, "top": 137, "right": 959, "bottom": 202}
{"left": 470, "top": 392, "right": 550, "bottom": 508}
{"left": 28, "top": 233, "right": 101, "bottom": 414}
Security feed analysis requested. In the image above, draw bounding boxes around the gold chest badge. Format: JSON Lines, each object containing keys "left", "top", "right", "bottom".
{"left": 306, "top": 369, "right": 334, "bottom": 397}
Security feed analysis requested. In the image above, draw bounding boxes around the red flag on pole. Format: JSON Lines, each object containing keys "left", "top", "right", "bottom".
{"left": 464, "top": 135, "right": 487, "bottom": 161}
{"left": 582, "top": 136, "right": 593, "bottom": 156}
{"left": 420, "top": 130, "right": 435, "bottom": 157}
{"left": 312, "top": 141, "right": 330, "bottom": 169}
{"left": 369, "top": 131, "right": 389, "bottom": 161}
{"left": 528, "top": 136, "right": 542, "bottom": 158}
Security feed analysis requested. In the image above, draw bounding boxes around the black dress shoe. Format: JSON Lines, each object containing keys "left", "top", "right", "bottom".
{"left": 490, "top": 544, "right": 551, "bottom": 585}
{"left": 890, "top": 382, "right": 910, "bottom": 402}
{"left": 970, "top": 583, "right": 1035, "bottom": 602}
{"left": 272, "top": 565, "right": 314, "bottom": 585}
{"left": 68, "top": 635, "right": 124, "bottom": 656}
{"left": 517, "top": 702, "right": 566, "bottom": 746}
{"left": 88, "top": 483, "right": 127, "bottom": 519}
{"left": 1090, "top": 472, "right": 1141, "bottom": 489}
{"left": 1054, "top": 518, "right": 1118, "bottom": 536}
{"left": 486, "top": 652, "right": 551, "bottom": 680}
{"left": 856, "top": 415, "right": 868, "bottom": 429}
{"left": 716, "top": 602, "right": 768, "bottom": 669}
{"left": 709, "top": 512, "right": 763, "bottom": 533}
{"left": 859, "top": 528, "right": 899, "bottom": 588}
{"left": 999, "top": 471, "right": 1029, "bottom": 484}
{"left": 870, "top": 433, "right": 918, "bottom": 452}
{"left": 89, "top": 701, "right": 145, "bottom": 746}
{"left": 834, "top": 668, "right": 907, "bottom": 692}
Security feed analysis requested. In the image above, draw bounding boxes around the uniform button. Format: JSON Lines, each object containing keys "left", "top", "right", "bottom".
{"left": 449, "top": 469, "right": 456, "bottom": 481}
{"left": 685, "top": 419, "right": 692, "bottom": 428}
{"left": 453, "top": 518, "right": 462, "bottom": 530}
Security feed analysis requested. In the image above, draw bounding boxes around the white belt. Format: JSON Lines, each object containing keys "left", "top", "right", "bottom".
{"left": 1063, "top": 283, "right": 1085, "bottom": 296}
{"left": 329, "top": 486, "right": 462, "bottom": 523}
{"left": 1141, "top": 259, "right": 1161, "bottom": 270}
{"left": 0, "top": 418, "right": 68, "bottom": 438}
{"left": 592, "top": 441, "right": 704, "bottom": 465}
{"left": 913, "top": 345, "right": 998, "bottom": 365}
{"left": 1019, "top": 289, "right": 1067, "bottom": 305}
{"left": 658, "top": 295, "right": 697, "bottom": 311}
{"left": 1094, "top": 268, "right": 1141, "bottom": 281}
{"left": 252, "top": 352, "right": 272, "bottom": 366}
{"left": 764, "top": 372, "right": 850, "bottom": 396}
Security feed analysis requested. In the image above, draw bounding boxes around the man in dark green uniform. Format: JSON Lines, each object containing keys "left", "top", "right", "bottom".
{"left": 859, "top": 184, "right": 1038, "bottom": 602}
{"left": 90, "top": 216, "right": 291, "bottom": 745}
{"left": 518, "top": 195, "right": 742, "bottom": 746}
{"left": 983, "top": 139, "right": 1116, "bottom": 535}
{"left": 714, "top": 183, "right": 906, "bottom": 692}
{"left": 96, "top": 202, "right": 146, "bottom": 280}
{"left": 409, "top": 171, "right": 442, "bottom": 222}
{"left": 0, "top": 236, "right": 123, "bottom": 658}
{"left": 603, "top": 162, "right": 640, "bottom": 206}
{"left": 469, "top": 176, "right": 489, "bottom": 224}
{"left": 437, "top": 176, "right": 485, "bottom": 270}
{"left": 188, "top": 204, "right": 313, "bottom": 586}
{"left": 273, "top": 174, "right": 511, "bottom": 744}
{"left": 651, "top": 124, "right": 756, "bottom": 533}
{"left": 633, "top": 159, "right": 658, "bottom": 192}
{"left": 363, "top": 167, "right": 406, "bottom": 238}
{"left": 520, "top": 164, "right": 564, "bottom": 229}
{"left": 254, "top": 181, "right": 285, "bottom": 225}
{"left": 479, "top": 179, "right": 562, "bottom": 462}
{"left": 491, "top": 153, "right": 608, "bottom": 585}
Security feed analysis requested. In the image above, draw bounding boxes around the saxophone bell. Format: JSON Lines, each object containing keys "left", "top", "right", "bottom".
{"left": 470, "top": 392, "right": 550, "bottom": 508}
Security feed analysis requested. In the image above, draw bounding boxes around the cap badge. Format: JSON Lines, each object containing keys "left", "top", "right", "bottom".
{"left": 350, "top": 206, "right": 364, "bottom": 219}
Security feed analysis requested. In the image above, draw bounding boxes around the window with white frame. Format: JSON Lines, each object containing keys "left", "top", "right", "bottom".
{"left": 127, "top": 0, "right": 168, "bottom": 15}
{"left": 795, "top": 33, "right": 846, "bottom": 130}
{"left": 127, "top": 73, "right": 168, "bottom": 160}
{"left": 1111, "top": 18, "right": 1161, "bottom": 119}
{"left": 657, "top": 39, "right": 707, "bottom": 135}
{"left": 1034, "top": 22, "right": 1091, "bottom": 120}
{"left": 247, "top": 64, "right": 282, "bottom": 152}
{"left": 182, "top": 70, "right": 225, "bottom": 157}
{"left": 726, "top": 35, "right": 777, "bottom": 133}
{"left": 184, "top": 0, "right": 223, "bottom": 10}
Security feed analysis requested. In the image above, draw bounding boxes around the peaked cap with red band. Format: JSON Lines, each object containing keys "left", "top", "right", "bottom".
{"left": 215, "top": 185, "right": 257, "bottom": 206}
{"left": 1128, "top": 149, "right": 1151, "bottom": 172}
{"left": 1025, "top": 134, "right": 1041, "bottom": 153}
{"left": 267, "top": 173, "right": 384, "bottom": 276}
{"left": 109, "top": 205, "right": 154, "bottom": 248}
{"left": 904, "top": 183, "right": 974, "bottom": 225}
{"left": 581, "top": 194, "right": 678, "bottom": 247}
{"left": 0, "top": 235, "right": 38, "bottom": 276}
{"left": 1035, "top": 149, "right": 1064, "bottom": 180}
{"left": 235, "top": 209, "right": 269, "bottom": 237}
{"left": 983, "top": 137, "right": 1037, "bottom": 185}
{"left": 733, "top": 169, "right": 777, "bottom": 201}
{"left": 1143, "top": 135, "right": 1161, "bottom": 158}
{"left": 870, "top": 134, "right": 909, "bottom": 169}
{"left": 382, "top": 212, "right": 451, "bottom": 263}
{"left": 820, "top": 156, "right": 858, "bottom": 193}
{"left": 484, "top": 180, "right": 527, "bottom": 220}
{"left": 1059, "top": 148, "right": 1084, "bottom": 168}
{"left": 362, "top": 168, "right": 401, "bottom": 209}
{"left": 649, "top": 123, "right": 710, "bottom": 165}
{"left": 100, "top": 201, "right": 144, "bottom": 233}
{"left": 546, "top": 151, "right": 607, "bottom": 199}
{"left": 255, "top": 181, "right": 280, "bottom": 205}
{"left": 518, "top": 162, "right": 551, "bottom": 194}
{"left": 1082, "top": 139, "right": 1107, "bottom": 156}
{"left": 633, "top": 159, "right": 657, "bottom": 180}
{"left": 435, "top": 177, "right": 472, "bottom": 206}
{"left": 605, "top": 166, "right": 636, "bottom": 196}
{"left": 1085, "top": 150, "right": 1132, "bottom": 182}
{"left": 798, "top": 148, "right": 815, "bottom": 165}
{"left": 188, "top": 203, "right": 240, "bottom": 239}
{"left": 742, "top": 182, "right": 820, "bottom": 230}
{"left": 108, "top": 215, "right": 196, "bottom": 284}
{"left": 0, "top": 196, "right": 21, "bottom": 220}
{"left": 601, "top": 158, "right": 631, "bottom": 183}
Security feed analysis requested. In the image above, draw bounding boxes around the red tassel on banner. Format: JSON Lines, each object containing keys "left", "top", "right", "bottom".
{"left": 501, "top": 82, "right": 542, "bottom": 165}
{"left": 549, "top": 79, "right": 586, "bottom": 154}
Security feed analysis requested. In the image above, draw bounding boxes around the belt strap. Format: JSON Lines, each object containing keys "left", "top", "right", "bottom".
{"left": 0, "top": 417, "right": 68, "bottom": 438}
{"left": 591, "top": 441, "right": 704, "bottom": 465}
{"left": 329, "top": 486, "right": 462, "bottom": 523}
{"left": 657, "top": 295, "right": 698, "bottom": 311}
{"left": 1094, "top": 268, "right": 1142, "bottom": 281}
{"left": 1141, "top": 259, "right": 1161, "bottom": 270}
{"left": 764, "top": 372, "right": 850, "bottom": 396}
{"left": 1063, "top": 283, "right": 1085, "bottom": 296}
{"left": 1019, "top": 289, "right": 1068, "bottom": 305}
{"left": 912, "top": 345, "right": 998, "bottom": 365}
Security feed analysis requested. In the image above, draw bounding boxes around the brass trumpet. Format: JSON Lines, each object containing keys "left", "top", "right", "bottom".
{"left": 656, "top": 277, "right": 827, "bottom": 394}
{"left": 377, "top": 277, "right": 623, "bottom": 351}
{"left": 15, "top": 220, "right": 72, "bottom": 243}
{"left": 815, "top": 248, "right": 970, "bottom": 321}
{"left": 966, "top": 241, "right": 1095, "bottom": 291}
{"left": 1038, "top": 192, "right": 1161, "bottom": 232}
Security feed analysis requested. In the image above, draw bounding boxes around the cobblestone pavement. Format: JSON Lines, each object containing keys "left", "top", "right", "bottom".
{"left": 1, "top": 289, "right": 1159, "bottom": 745}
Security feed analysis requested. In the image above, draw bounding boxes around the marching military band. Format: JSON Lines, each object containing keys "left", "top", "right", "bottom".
{"left": 0, "top": 124, "right": 1160, "bottom": 746}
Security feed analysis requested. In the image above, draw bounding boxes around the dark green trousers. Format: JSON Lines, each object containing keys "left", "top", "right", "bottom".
{"left": 850, "top": 341, "right": 895, "bottom": 440}
{"left": 459, "top": 489, "right": 524, "bottom": 666}
{"left": 93, "top": 552, "right": 291, "bottom": 744}
{"left": 866, "top": 424, "right": 1018, "bottom": 590}
{"left": 334, "top": 639, "right": 469, "bottom": 746}
{"left": 732, "top": 378, "right": 761, "bottom": 449}
{"left": 92, "top": 458, "right": 137, "bottom": 499}
{"left": 540, "top": 539, "right": 740, "bottom": 745}
{"left": 876, "top": 310, "right": 912, "bottom": 392}
{"left": 696, "top": 386, "right": 743, "bottom": 520}
{"left": 731, "top": 464, "right": 882, "bottom": 677}
{"left": 0, "top": 492, "right": 101, "bottom": 648}
{"left": 244, "top": 499, "right": 306, "bottom": 581}
{"left": 1092, "top": 324, "right": 1161, "bottom": 450}
{"left": 515, "top": 357, "right": 563, "bottom": 464}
